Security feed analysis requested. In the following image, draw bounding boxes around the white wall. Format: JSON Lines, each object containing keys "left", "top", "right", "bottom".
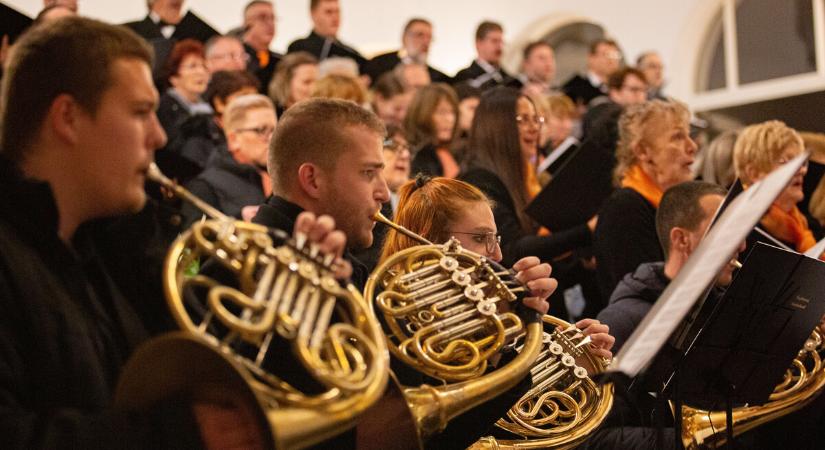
{"left": 4, "top": 0, "right": 714, "bottom": 101}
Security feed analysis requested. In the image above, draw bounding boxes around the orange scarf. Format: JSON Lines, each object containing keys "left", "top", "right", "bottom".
{"left": 760, "top": 204, "right": 818, "bottom": 254}
{"left": 436, "top": 147, "right": 459, "bottom": 179}
{"left": 621, "top": 164, "right": 664, "bottom": 208}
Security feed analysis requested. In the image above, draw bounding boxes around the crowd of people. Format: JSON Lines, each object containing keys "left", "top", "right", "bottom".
{"left": 2, "top": 0, "right": 825, "bottom": 449}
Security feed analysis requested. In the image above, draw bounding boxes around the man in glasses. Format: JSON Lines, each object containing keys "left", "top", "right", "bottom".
{"left": 242, "top": 0, "right": 281, "bottom": 93}
{"left": 181, "top": 94, "right": 276, "bottom": 226}
{"left": 562, "top": 38, "right": 622, "bottom": 110}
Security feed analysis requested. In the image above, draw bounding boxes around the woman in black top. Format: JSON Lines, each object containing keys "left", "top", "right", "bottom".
{"left": 406, "top": 83, "right": 462, "bottom": 178}
{"left": 460, "top": 87, "right": 595, "bottom": 267}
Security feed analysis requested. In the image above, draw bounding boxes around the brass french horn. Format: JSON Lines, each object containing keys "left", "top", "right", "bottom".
{"left": 681, "top": 328, "right": 825, "bottom": 448}
{"left": 116, "top": 164, "right": 390, "bottom": 450}
{"left": 362, "top": 213, "right": 544, "bottom": 448}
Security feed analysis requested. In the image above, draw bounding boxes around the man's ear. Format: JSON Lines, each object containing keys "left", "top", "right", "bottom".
{"left": 226, "top": 130, "right": 240, "bottom": 155}
{"left": 669, "top": 227, "right": 689, "bottom": 254}
{"left": 47, "top": 94, "right": 83, "bottom": 146}
{"left": 297, "top": 163, "right": 323, "bottom": 199}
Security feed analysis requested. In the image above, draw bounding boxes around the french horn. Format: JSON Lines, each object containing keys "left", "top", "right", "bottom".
{"left": 361, "top": 213, "right": 544, "bottom": 448}
{"left": 472, "top": 314, "right": 613, "bottom": 449}
{"left": 116, "top": 164, "right": 390, "bottom": 450}
{"left": 681, "top": 328, "right": 825, "bottom": 448}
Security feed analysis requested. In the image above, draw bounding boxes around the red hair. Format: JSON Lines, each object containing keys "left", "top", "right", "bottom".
{"left": 379, "top": 176, "right": 492, "bottom": 262}
{"left": 164, "top": 38, "right": 205, "bottom": 80}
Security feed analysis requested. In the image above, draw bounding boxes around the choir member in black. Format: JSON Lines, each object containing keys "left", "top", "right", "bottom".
{"left": 405, "top": 83, "right": 461, "bottom": 178}
{"left": 461, "top": 87, "right": 595, "bottom": 268}
{"left": 561, "top": 38, "right": 621, "bottom": 110}
{"left": 123, "top": 0, "right": 218, "bottom": 80}
{"left": 0, "top": 16, "right": 265, "bottom": 449}
{"left": 593, "top": 100, "right": 697, "bottom": 302}
{"left": 364, "top": 17, "right": 450, "bottom": 85}
{"left": 241, "top": 0, "right": 281, "bottom": 93}
{"left": 204, "top": 35, "right": 249, "bottom": 73}
{"left": 286, "top": 0, "right": 366, "bottom": 73}
{"left": 732, "top": 121, "right": 825, "bottom": 257}
{"left": 453, "top": 21, "right": 520, "bottom": 91}
{"left": 581, "top": 66, "right": 647, "bottom": 140}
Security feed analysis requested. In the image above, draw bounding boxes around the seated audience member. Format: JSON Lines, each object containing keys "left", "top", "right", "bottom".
{"left": 352, "top": 124, "right": 411, "bottom": 271}
{"left": 204, "top": 34, "right": 249, "bottom": 73}
{"left": 733, "top": 121, "right": 825, "bottom": 255}
{"left": 453, "top": 21, "right": 519, "bottom": 91}
{"left": 267, "top": 51, "right": 318, "bottom": 115}
{"left": 370, "top": 72, "right": 413, "bottom": 128}
{"left": 241, "top": 0, "right": 280, "bottom": 92}
{"left": 0, "top": 16, "right": 265, "bottom": 448}
{"left": 590, "top": 181, "right": 730, "bottom": 450}
{"left": 286, "top": 0, "right": 366, "bottom": 72}
{"left": 696, "top": 129, "right": 739, "bottom": 189}
{"left": 536, "top": 93, "right": 577, "bottom": 160}
{"left": 581, "top": 66, "right": 647, "bottom": 139}
{"left": 310, "top": 73, "right": 367, "bottom": 105}
{"left": 461, "top": 87, "right": 595, "bottom": 267}
{"left": 365, "top": 17, "right": 450, "bottom": 85}
{"left": 452, "top": 82, "right": 482, "bottom": 153}
{"left": 181, "top": 94, "right": 275, "bottom": 226}
{"left": 405, "top": 83, "right": 461, "bottom": 178}
{"left": 518, "top": 41, "right": 557, "bottom": 97}
{"left": 393, "top": 61, "right": 431, "bottom": 90}
{"left": 593, "top": 100, "right": 697, "bottom": 300}
{"left": 562, "top": 38, "right": 621, "bottom": 110}
{"left": 637, "top": 50, "right": 667, "bottom": 100}
{"left": 381, "top": 176, "right": 613, "bottom": 450}
{"left": 156, "top": 39, "right": 212, "bottom": 157}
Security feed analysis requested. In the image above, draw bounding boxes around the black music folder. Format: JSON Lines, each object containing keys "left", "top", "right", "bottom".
{"left": 526, "top": 138, "right": 615, "bottom": 231}
{"left": 668, "top": 242, "right": 825, "bottom": 409}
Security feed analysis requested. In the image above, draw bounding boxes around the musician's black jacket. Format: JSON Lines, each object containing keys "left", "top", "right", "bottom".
{"left": 286, "top": 31, "right": 367, "bottom": 71}
{"left": 0, "top": 158, "right": 202, "bottom": 449}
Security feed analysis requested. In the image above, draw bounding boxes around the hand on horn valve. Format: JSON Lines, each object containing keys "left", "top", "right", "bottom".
{"left": 512, "top": 256, "right": 557, "bottom": 315}
{"left": 574, "top": 318, "right": 615, "bottom": 360}
{"left": 294, "top": 211, "right": 353, "bottom": 280}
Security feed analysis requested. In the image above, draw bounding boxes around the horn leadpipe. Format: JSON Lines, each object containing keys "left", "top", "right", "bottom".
{"left": 147, "top": 162, "right": 228, "bottom": 221}
{"left": 373, "top": 211, "right": 433, "bottom": 245}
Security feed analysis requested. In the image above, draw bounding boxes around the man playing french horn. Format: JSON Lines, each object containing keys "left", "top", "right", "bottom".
{"left": 0, "top": 17, "right": 351, "bottom": 449}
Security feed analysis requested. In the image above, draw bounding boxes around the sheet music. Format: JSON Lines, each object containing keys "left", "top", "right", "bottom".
{"left": 805, "top": 236, "right": 825, "bottom": 259}
{"left": 537, "top": 136, "right": 579, "bottom": 174}
{"left": 609, "top": 152, "right": 809, "bottom": 378}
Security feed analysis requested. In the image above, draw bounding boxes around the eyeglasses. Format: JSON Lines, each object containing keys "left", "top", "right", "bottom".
{"left": 209, "top": 52, "right": 250, "bottom": 63}
{"left": 383, "top": 138, "right": 410, "bottom": 154}
{"left": 515, "top": 114, "right": 545, "bottom": 127}
{"left": 235, "top": 125, "right": 275, "bottom": 139}
{"left": 446, "top": 230, "right": 501, "bottom": 254}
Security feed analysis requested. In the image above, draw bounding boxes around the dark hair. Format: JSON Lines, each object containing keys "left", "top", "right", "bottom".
{"left": 466, "top": 86, "right": 535, "bottom": 233}
{"left": 403, "top": 83, "right": 459, "bottom": 149}
{"left": 453, "top": 82, "right": 482, "bottom": 102}
{"left": 0, "top": 17, "right": 152, "bottom": 162}
{"left": 655, "top": 181, "right": 726, "bottom": 258}
{"left": 403, "top": 17, "right": 431, "bottom": 35}
{"left": 589, "top": 38, "right": 619, "bottom": 55}
{"left": 203, "top": 70, "right": 260, "bottom": 109}
{"left": 163, "top": 38, "right": 205, "bottom": 82}
{"left": 475, "top": 21, "right": 502, "bottom": 41}
{"left": 310, "top": 0, "right": 334, "bottom": 10}
{"left": 372, "top": 72, "right": 407, "bottom": 100}
{"left": 522, "top": 41, "right": 552, "bottom": 60}
{"left": 269, "top": 98, "right": 385, "bottom": 195}
{"left": 606, "top": 67, "right": 647, "bottom": 90}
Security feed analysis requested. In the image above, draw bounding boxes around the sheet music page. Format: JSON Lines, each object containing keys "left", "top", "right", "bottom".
{"left": 537, "top": 136, "right": 579, "bottom": 174}
{"left": 804, "top": 237, "right": 825, "bottom": 259}
{"left": 609, "top": 152, "right": 809, "bottom": 377}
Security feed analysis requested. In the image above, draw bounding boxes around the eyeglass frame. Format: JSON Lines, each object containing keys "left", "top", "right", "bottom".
{"left": 234, "top": 125, "right": 276, "bottom": 139}
{"left": 383, "top": 138, "right": 410, "bottom": 154}
{"left": 515, "top": 114, "right": 546, "bottom": 127}
{"left": 446, "top": 230, "right": 502, "bottom": 254}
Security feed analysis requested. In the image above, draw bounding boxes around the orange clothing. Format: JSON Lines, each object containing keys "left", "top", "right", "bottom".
{"left": 436, "top": 147, "right": 459, "bottom": 179}
{"left": 621, "top": 164, "right": 663, "bottom": 208}
{"left": 761, "top": 204, "right": 819, "bottom": 255}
